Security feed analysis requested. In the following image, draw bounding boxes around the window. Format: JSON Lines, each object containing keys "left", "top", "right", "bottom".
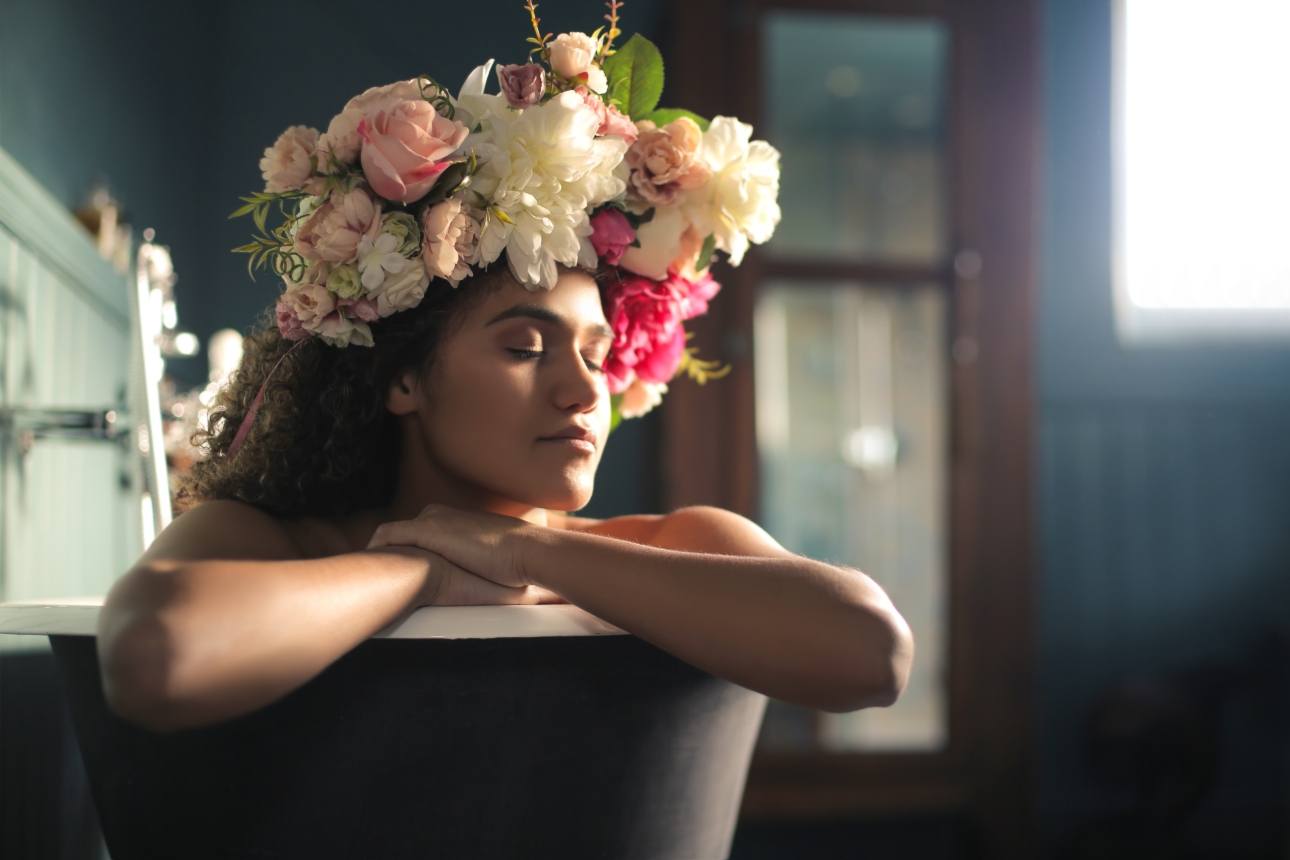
{"left": 1112, "top": 0, "right": 1290, "bottom": 342}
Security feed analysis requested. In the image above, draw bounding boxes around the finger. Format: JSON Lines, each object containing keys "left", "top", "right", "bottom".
{"left": 429, "top": 560, "right": 543, "bottom": 607}
{"left": 367, "top": 520, "right": 424, "bottom": 550}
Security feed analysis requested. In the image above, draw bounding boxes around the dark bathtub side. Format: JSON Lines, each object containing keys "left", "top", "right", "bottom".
{"left": 51, "top": 632, "right": 768, "bottom": 860}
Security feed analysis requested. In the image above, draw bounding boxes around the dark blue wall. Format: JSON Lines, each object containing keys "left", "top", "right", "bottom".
{"left": 1038, "top": 0, "right": 1290, "bottom": 849}
{"left": 0, "top": 0, "right": 665, "bottom": 517}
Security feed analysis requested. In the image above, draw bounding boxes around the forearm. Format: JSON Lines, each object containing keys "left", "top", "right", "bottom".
{"left": 525, "top": 529, "right": 912, "bottom": 712}
{"left": 98, "top": 547, "right": 431, "bottom": 732}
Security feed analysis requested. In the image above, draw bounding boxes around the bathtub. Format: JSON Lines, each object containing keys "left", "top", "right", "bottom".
{"left": 0, "top": 598, "right": 768, "bottom": 860}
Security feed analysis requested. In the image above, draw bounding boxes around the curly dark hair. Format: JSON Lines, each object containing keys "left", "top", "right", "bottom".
{"left": 178, "top": 263, "right": 597, "bottom": 519}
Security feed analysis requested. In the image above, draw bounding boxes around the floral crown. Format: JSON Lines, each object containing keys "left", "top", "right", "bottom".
{"left": 231, "top": 1, "right": 781, "bottom": 434}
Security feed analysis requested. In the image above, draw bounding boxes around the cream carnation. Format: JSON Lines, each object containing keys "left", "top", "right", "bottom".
{"left": 683, "top": 116, "right": 782, "bottom": 266}
{"left": 260, "top": 125, "right": 319, "bottom": 193}
{"left": 367, "top": 259, "right": 430, "bottom": 317}
{"left": 468, "top": 90, "right": 628, "bottom": 289}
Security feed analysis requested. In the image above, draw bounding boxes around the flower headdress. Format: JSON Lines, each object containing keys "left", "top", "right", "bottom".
{"left": 230, "top": 0, "right": 781, "bottom": 444}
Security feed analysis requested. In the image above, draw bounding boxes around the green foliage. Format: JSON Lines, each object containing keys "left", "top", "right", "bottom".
{"left": 641, "top": 107, "right": 709, "bottom": 131}
{"left": 694, "top": 234, "right": 716, "bottom": 272}
{"left": 228, "top": 190, "right": 307, "bottom": 283}
{"left": 602, "top": 33, "right": 664, "bottom": 119}
{"left": 608, "top": 393, "right": 624, "bottom": 434}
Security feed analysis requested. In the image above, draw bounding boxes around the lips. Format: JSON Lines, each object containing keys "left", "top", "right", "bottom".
{"left": 539, "top": 426, "right": 598, "bottom": 447}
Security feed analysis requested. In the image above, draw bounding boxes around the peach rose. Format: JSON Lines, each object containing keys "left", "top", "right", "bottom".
{"left": 294, "top": 188, "right": 382, "bottom": 263}
{"left": 358, "top": 100, "right": 469, "bottom": 204}
{"left": 421, "top": 198, "right": 481, "bottom": 286}
{"left": 625, "top": 117, "right": 712, "bottom": 206}
{"left": 259, "top": 125, "right": 319, "bottom": 193}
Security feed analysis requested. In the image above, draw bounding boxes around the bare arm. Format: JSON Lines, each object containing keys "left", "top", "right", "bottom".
{"left": 527, "top": 506, "right": 914, "bottom": 713}
{"left": 98, "top": 501, "right": 443, "bottom": 733}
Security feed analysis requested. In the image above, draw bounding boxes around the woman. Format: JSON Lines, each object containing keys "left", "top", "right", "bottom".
{"left": 97, "top": 16, "right": 914, "bottom": 733}
{"left": 97, "top": 262, "right": 913, "bottom": 733}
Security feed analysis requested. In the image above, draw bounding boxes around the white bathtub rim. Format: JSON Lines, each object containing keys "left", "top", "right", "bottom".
{"left": 0, "top": 598, "right": 629, "bottom": 639}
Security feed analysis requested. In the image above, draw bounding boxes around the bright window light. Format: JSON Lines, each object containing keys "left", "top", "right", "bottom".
{"left": 1113, "top": 0, "right": 1290, "bottom": 341}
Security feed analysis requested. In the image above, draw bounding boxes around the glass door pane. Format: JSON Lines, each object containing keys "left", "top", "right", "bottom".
{"left": 763, "top": 12, "right": 948, "bottom": 262}
{"left": 755, "top": 281, "right": 949, "bottom": 752}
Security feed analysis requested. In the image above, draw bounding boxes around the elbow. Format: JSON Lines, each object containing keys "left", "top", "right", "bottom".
{"left": 824, "top": 603, "right": 916, "bottom": 714}
{"left": 97, "top": 568, "right": 191, "bottom": 733}
{"left": 98, "top": 617, "right": 190, "bottom": 733}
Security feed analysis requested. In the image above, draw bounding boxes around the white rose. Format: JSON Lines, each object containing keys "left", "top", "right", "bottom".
{"left": 549, "top": 32, "right": 598, "bottom": 79}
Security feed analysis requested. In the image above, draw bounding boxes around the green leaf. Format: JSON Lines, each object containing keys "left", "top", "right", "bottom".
{"left": 228, "top": 201, "right": 258, "bottom": 219}
{"left": 695, "top": 234, "right": 716, "bottom": 272}
{"left": 641, "top": 107, "right": 710, "bottom": 131}
{"left": 601, "top": 33, "right": 664, "bottom": 120}
{"left": 608, "top": 393, "right": 624, "bottom": 434}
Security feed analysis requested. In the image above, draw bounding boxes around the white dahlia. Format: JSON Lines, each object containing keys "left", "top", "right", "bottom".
{"left": 465, "top": 90, "right": 628, "bottom": 289}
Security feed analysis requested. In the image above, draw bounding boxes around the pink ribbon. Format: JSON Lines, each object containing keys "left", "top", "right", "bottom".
{"left": 226, "top": 338, "right": 308, "bottom": 459}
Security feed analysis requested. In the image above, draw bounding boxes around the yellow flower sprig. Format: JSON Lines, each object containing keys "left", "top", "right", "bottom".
{"left": 524, "top": 0, "right": 552, "bottom": 62}
{"left": 675, "top": 331, "right": 732, "bottom": 385}
{"left": 595, "top": 0, "right": 625, "bottom": 64}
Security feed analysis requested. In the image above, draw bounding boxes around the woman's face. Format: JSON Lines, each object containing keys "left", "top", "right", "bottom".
{"left": 400, "top": 267, "right": 614, "bottom": 513}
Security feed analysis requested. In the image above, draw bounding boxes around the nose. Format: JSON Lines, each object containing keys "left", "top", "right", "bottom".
{"left": 552, "top": 348, "right": 604, "bottom": 414}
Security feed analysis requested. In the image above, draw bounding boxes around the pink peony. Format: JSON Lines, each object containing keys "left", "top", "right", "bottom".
{"left": 357, "top": 100, "right": 469, "bottom": 205}
{"left": 601, "top": 270, "right": 723, "bottom": 393}
{"left": 601, "top": 274, "right": 688, "bottom": 393}
{"left": 589, "top": 208, "right": 635, "bottom": 266}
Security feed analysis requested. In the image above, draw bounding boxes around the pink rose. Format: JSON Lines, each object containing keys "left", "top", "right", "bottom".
{"left": 421, "top": 198, "right": 481, "bottom": 286}
{"left": 337, "top": 297, "right": 380, "bottom": 323}
{"left": 497, "top": 63, "right": 546, "bottom": 109}
{"left": 357, "top": 100, "right": 469, "bottom": 204}
{"left": 601, "top": 274, "right": 689, "bottom": 393}
{"left": 259, "top": 125, "right": 319, "bottom": 193}
{"left": 275, "top": 296, "right": 308, "bottom": 341}
{"left": 625, "top": 117, "right": 711, "bottom": 206}
{"left": 574, "top": 87, "right": 638, "bottom": 143}
{"left": 589, "top": 207, "right": 635, "bottom": 266}
{"left": 294, "top": 188, "right": 382, "bottom": 263}
{"left": 280, "top": 281, "right": 336, "bottom": 335}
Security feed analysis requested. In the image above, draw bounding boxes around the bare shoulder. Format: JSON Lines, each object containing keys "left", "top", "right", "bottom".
{"left": 549, "top": 511, "right": 666, "bottom": 544}
{"left": 553, "top": 506, "right": 796, "bottom": 559}
{"left": 131, "top": 499, "right": 305, "bottom": 571}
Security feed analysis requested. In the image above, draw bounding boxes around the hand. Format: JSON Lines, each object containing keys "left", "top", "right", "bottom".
{"left": 416, "top": 549, "right": 567, "bottom": 606}
{"left": 367, "top": 503, "right": 536, "bottom": 590}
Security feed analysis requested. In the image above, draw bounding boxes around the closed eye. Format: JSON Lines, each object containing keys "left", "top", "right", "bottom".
{"left": 507, "top": 348, "right": 606, "bottom": 373}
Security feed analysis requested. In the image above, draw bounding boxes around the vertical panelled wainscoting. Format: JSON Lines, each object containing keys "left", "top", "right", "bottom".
{"left": 1, "top": 146, "right": 139, "bottom": 859}
{"left": 1038, "top": 400, "right": 1290, "bottom": 849}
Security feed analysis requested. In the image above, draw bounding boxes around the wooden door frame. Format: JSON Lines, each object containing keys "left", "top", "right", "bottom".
{"left": 662, "top": 0, "right": 1038, "bottom": 856}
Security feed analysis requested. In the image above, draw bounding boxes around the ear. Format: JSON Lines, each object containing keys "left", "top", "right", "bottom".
{"left": 385, "top": 369, "right": 421, "bottom": 416}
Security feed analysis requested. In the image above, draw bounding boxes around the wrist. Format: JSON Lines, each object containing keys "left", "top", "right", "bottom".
{"left": 512, "top": 523, "right": 554, "bottom": 589}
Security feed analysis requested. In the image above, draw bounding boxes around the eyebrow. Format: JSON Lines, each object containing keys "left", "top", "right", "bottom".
{"left": 484, "top": 304, "right": 614, "bottom": 341}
